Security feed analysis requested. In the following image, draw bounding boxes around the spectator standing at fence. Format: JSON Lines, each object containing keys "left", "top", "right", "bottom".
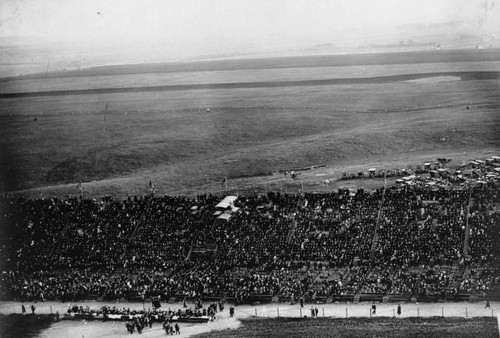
{"left": 31, "top": 305, "right": 35, "bottom": 314}
{"left": 397, "top": 304, "right": 401, "bottom": 316}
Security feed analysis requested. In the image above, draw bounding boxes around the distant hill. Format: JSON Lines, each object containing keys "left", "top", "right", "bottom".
{"left": 1, "top": 48, "right": 500, "bottom": 83}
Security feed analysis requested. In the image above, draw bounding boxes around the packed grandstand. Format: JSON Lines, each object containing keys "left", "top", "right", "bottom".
{"left": 1, "top": 157, "right": 499, "bottom": 306}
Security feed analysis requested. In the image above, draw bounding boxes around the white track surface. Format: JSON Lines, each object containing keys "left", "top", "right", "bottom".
{"left": 0, "top": 300, "right": 498, "bottom": 337}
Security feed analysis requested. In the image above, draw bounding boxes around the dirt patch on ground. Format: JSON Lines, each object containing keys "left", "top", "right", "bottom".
{"left": 404, "top": 76, "right": 461, "bottom": 83}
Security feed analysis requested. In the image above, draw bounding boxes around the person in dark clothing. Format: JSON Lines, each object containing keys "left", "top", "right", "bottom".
{"left": 31, "top": 305, "right": 35, "bottom": 314}
{"left": 300, "top": 297, "right": 304, "bottom": 308}
{"left": 175, "top": 323, "right": 180, "bottom": 335}
{"left": 315, "top": 307, "right": 319, "bottom": 317}
{"left": 371, "top": 304, "right": 376, "bottom": 315}
{"left": 230, "top": 306, "right": 235, "bottom": 317}
{"left": 163, "top": 322, "right": 170, "bottom": 335}
{"left": 486, "top": 300, "right": 491, "bottom": 309}
{"left": 310, "top": 307, "right": 315, "bottom": 317}
{"left": 128, "top": 321, "right": 135, "bottom": 334}
{"left": 136, "top": 321, "right": 142, "bottom": 334}
{"left": 21, "top": 305, "right": 26, "bottom": 313}
{"left": 397, "top": 304, "right": 401, "bottom": 316}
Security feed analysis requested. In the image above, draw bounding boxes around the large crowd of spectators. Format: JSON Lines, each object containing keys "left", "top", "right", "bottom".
{"left": 1, "top": 160, "right": 499, "bottom": 303}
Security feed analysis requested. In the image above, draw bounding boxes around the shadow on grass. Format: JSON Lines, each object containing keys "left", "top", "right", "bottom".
{"left": 0, "top": 314, "right": 59, "bottom": 338}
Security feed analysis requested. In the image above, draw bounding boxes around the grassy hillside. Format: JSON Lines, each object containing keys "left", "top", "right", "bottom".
{"left": 0, "top": 55, "right": 499, "bottom": 198}
{"left": 3, "top": 48, "right": 499, "bottom": 82}
{"left": 2, "top": 60, "right": 499, "bottom": 95}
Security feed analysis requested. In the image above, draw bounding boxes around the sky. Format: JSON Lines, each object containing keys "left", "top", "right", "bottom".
{"left": 0, "top": 0, "right": 497, "bottom": 69}
{"left": 0, "top": 0, "right": 491, "bottom": 46}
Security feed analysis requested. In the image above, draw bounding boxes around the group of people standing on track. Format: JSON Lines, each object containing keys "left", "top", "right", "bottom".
{"left": 162, "top": 321, "right": 180, "bottom": 335}
{"left": 125, "top": 317, "right": 180, "bottom": 335}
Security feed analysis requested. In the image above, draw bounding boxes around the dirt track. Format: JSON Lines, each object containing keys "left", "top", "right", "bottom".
{"left": 1, "top": 71, "right": 499, "bottom": 99}
{"left": 0, "top": 300, "right": 498, "bottom": 337}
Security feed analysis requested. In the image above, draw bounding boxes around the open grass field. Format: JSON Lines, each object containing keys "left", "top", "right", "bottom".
{"left": 3, "top": 48, "right": 500, "bottom": 82}
{"left": 193, "top": 317, "right": 499, "bottom": 338}
{"left": 0, "top": 49, "right": 499, "bottom": 198}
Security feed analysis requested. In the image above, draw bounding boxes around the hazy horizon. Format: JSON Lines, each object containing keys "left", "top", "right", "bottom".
{"left": 1, "top": 0, "right": 499, "bottom": 77}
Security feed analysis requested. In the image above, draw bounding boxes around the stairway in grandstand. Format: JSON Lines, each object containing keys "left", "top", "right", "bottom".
{"left": 369, "top": 186, "right": 387, "bottom": 262}
{"left": 451, "top": 265, "right": 468, "bottom": 289}
{"left": 462, "top": 191, "right": 475, "bottom": 258}
{"left": 286, "top": 195, "right": 303, "bottom": 243}
{"left": 48, "top": 201, "right": 83, "bottom": 258}
{"left": 120, "top": 200, "right": 150, "bottom": 262}
{"left": 185, "top": 245, "right": 194, "bottom": 260}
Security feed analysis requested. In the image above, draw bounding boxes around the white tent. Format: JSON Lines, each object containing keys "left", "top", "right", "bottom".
{"left": 217, "top": 213, "right": 232, "bottom": 220}
{"left": 216, "top": 196, "right": 238, "bottom": 209}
